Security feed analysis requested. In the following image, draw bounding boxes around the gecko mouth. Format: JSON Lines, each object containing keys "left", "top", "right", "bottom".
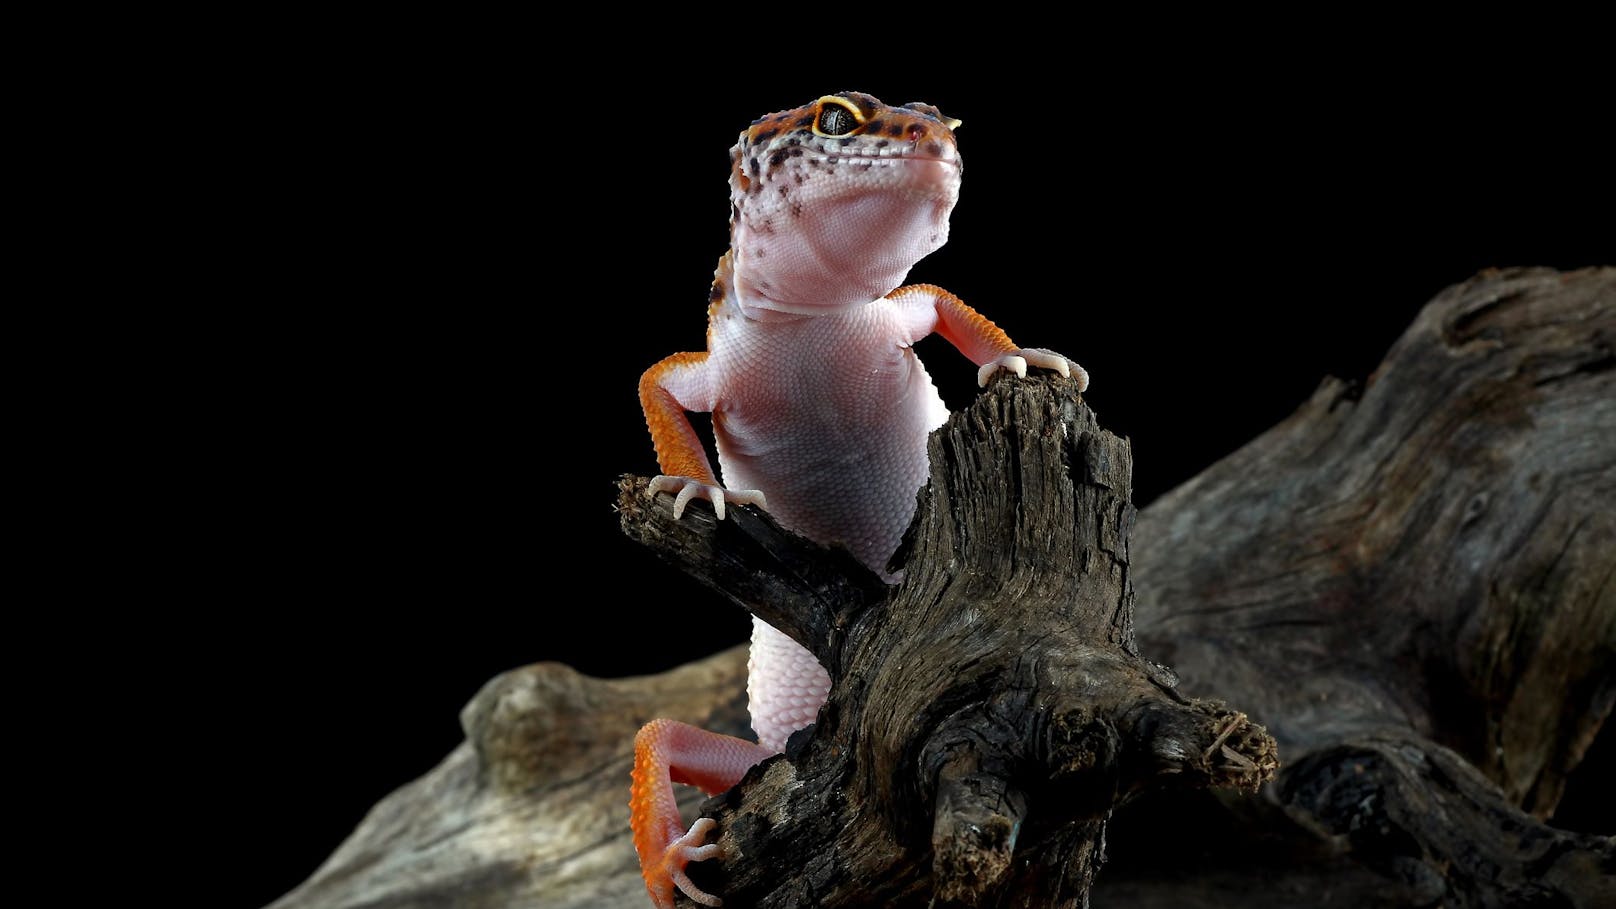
{"left": 796, "top": 154, "right": 962, "bottom": 185}
{"left": 798, "top": 149, "right": 956, "bottom": 163}
{"left": 802, "top": 153, "right": 959, "bottom": 167}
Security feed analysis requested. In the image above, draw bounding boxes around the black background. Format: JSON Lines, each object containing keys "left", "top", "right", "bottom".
{"left": 194, "top": 44, "right": 1608, "bottom": 908}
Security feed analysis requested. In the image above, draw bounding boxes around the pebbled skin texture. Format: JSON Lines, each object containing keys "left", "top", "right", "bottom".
{"left": 631, "top": 92, "right": 1086, "bottom": 908}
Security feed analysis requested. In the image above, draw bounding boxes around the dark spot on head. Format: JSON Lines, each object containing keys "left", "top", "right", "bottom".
{"left": 862, "top": 118, "right": 883, "bottom": 134}
{"left": 838, "top": 137, "right": 855, "bottom": 146}
{"left": 777, "top": 185, "right": 788, "bottom": 196}
{"left": 708, "top": 281, "right": 724, "bottom": 303}
{"left": 754, "top": 126, "right": 779, "bottom": 143}
{"left": 838, "top": 92, "right": 879, "bottom": 118}
{"left": 887, "top": 122, "right": 905, "bottom": 137}
{"left": 769, "top": 150, "right": 786, "bottom": 168}
{"left": 858, "top": 162, "right": 872, "bottom": 172}
{"left": 789, "top": 148, "right": 803, "bottom": 157}
{"left": 791, "top": 202, "right": 804, "bottom": 218}
{"left": 923, "top": 140, "right": 944, "bottom": 157}
{"left": 796, "top": 113, "right": 814, "bottom": 127}
{"left": 875, "top": 140, "right": 889, "bottom": 149}
{"left": 786, "top": 137, "right": 800, "bottom": 146}
{"left": 902, "top": 102, "right": 949, "bottom": 124}
{"left": 749, "top": 156, "right": 761, "bottom": 178}
{"left": 793, "top": 173, "right": 804, "bottom": 185}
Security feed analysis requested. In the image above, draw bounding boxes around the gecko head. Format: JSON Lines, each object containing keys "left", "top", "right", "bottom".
{"left": 726, "top": 92, "right": 963, "bottom": 313}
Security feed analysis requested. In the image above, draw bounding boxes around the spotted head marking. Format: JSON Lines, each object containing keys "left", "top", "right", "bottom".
{"left": 727, "top": 92, "right": 962, "bottom": 205}
{"left": 722, "top": 92, "right": 965, "bottom": 313}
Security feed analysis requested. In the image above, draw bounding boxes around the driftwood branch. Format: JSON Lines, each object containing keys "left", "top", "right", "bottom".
{"left": 269, "top": 267, "right": 1613, "bottom": 909}
{"left": 1117, "top": 265, "right": 1615, "bottom": 907}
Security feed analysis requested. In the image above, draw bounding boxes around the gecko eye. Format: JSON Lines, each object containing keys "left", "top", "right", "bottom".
{"left": 815, "top": 102, "right": 859, "bottom": 137}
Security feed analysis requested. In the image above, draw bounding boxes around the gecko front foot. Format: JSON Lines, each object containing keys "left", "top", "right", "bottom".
{"left": 978, "top": 348, "right": 1089, "bottom": 392}
{"left": 648, "top": 475, "right": 768, "bottom": 520}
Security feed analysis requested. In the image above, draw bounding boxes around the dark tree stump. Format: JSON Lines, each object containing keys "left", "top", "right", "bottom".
{"left": 267, "top": 267, "right": 1612, "bottom": 909}
{"left": 614, "top": 373, "right": 1276, "bottom": 908}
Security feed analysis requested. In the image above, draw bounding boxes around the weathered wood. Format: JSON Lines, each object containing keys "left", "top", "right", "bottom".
{"left": 269, "top": 267, "right": 1613, "bottom": 909}
{"left": 619, "top": 379, "right": 1275, "bottom": 908}
{"left": 266, "top": 649, "right": 755, "bottom": 909}
{"left": 1110, "top": 265, "right": 1615, "bottom": 907}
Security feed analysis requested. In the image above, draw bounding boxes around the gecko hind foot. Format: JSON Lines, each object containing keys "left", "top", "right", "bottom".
{"left": 651, "top": 817, "right": 723, "bottom": 908}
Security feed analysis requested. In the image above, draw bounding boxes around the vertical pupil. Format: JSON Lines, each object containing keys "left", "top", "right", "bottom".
{"left": 819, "top": 106, "right": 854, "bottom": 135}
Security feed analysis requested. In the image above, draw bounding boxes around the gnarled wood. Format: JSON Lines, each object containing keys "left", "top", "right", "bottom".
{"left": 269, "top": 267, "right": 1612, "bottom": 909}
{"left": 1113, "top": 265, "right": 1615, "bottom": 907}
{"left": 616, "top": 374, "right": 1275, "bottom": 907}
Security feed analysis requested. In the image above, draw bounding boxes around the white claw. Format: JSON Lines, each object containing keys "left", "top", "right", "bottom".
{"left": 645, "top": 475, "right": 682, "bottom": 506}
{"left": 727, "top": 488, "right": 768, "bottom": 511}
{"left": 1019, "top": 348, "right": 1070, "bottom": 378}
{"left": 672, "top": 482, "right": 701, "bottom": 520}
{"left": 977, "top": 354, "right": 1027, "bottom": 387}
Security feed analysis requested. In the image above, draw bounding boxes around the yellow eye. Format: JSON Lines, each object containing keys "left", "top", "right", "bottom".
{"left": 814, "top": 99, "right": 861, "bottom": 137}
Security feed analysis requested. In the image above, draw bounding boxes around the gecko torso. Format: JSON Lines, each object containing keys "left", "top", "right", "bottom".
{"left": 631, "top": 92, "right": 1086, "bottom": 909}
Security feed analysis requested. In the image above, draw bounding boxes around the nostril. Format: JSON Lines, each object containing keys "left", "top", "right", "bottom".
{"left": 907, "top": 124, "right": 926, "bottom": 143}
